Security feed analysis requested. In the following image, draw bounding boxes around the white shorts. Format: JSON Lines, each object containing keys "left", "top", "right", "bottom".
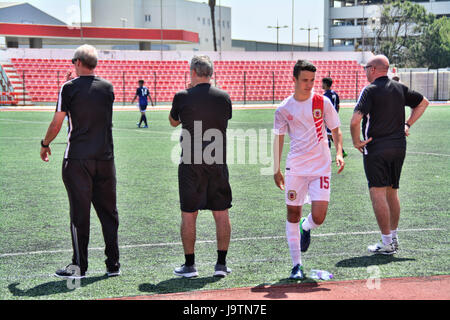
{"left": 285, "top": 175, "right": 331, "bottom": 206}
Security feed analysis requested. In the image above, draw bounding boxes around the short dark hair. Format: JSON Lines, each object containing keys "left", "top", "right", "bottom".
{"left": 138, "top": 80, "right": 144, "bottom": 84}
{"left": 322, "top": 77, "right": 333, "bottom": 87}
{"left": 293, "top": 60, "right": 316, "bottom": 79}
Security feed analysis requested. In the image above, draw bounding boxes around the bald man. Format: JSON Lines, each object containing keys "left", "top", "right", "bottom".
{"left": 350, "top": 55, "right": 429, "bottom": 255}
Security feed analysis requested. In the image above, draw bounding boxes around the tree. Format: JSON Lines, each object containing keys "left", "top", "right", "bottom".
{"left": 408, "top": 17, "right": 450, "bottom": 69}
{"left": 208, "top": 0, "right": 217, "bottom": 51}
{"left": 372, "top": 0, "right": 434, "bottom": 67}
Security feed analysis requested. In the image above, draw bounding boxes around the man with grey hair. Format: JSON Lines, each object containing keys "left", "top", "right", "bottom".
{"left": 351, "top": 54, "right": 429, "bottom": 255}
{"left": 40, "top": 44, "right": 121, "bottom": 278}
{"left": 169, "top": 55, "right": 233, "bottom": 278}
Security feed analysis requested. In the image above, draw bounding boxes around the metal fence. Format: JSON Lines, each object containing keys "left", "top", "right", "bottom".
{"left": 11, "top": 68, "right": 449, "bottom": 106}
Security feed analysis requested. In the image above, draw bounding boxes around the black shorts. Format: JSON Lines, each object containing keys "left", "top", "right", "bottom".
{"left": 178, "top": 164, "right": 232, "bottom": 213}
{"left": 139, "top": 104, "right": 147, "bottom": 112}
{"left": 363, "top": 148, "right": 406, "bottom": 189}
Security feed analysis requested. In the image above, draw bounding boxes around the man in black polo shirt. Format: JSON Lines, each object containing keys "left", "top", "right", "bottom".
{"left": 40, "top": 44, "right": 120, "bottom": 278}
{"left": 350, "top": 55, "right": 429, "bottom": 255}
{"left": 169, "top": 55, "right": 232, "bottom": 278}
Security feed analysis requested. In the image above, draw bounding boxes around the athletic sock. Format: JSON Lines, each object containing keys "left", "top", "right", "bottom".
{"left": 139, "top": 115, "right": 144, "bottom": 126}
{"left": 381, "top": 234, "right": 393, "bottom": 246}
{"left": 143, "top": 114, "right": 148, "bottom": 126}
{"left": 286, "top": 221, "right": 301, "bottom": 267}
{"left": 217, "top": 250, "right": 227, "bottom": 265}
{"left": 391, "top": 229, "right": 398, "bottom": 239}
{"left": 185, "top": 253, "right": 195, "bottom": 267}
{"left": 301, "top": 213, "right": 320, "bottom": 232}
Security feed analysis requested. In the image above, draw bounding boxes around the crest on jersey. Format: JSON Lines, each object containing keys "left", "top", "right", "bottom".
{"left": 313, "top": 109, "right": 322, "bottom": 119}
{"left": 287, "top": 190, "right": 297, "bottom": 201}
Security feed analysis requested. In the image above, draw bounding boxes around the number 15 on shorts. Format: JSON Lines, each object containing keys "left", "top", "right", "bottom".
{"left": 320, "top": 176, "right": 330, "bottom": 189}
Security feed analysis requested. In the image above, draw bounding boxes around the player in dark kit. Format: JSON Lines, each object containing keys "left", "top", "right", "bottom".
{"left": 132, "top": 80, "right": 154, "bottom": 128}
{"left": 322, "top": 77, "right": 347, "bottom": 157}
{"left": 40, "top": 44, "right": 120, "bottom": 279}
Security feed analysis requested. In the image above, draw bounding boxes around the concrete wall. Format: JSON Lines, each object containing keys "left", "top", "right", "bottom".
{"left": 89, "top": 0, "right": 232, "bottom": 51}
{"left": 0, "top": 48, "right": 373, "bottom": 64}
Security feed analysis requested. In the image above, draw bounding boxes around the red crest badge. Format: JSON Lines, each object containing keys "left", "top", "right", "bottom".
{"left": 313, "top": 109, "right": 322, "bottom": 119}
{"left": 287, "top": 190, "right": 297, "bottom": 201}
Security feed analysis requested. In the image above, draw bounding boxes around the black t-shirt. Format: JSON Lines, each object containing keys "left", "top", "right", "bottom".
{"left": 56, "top": 75, "right": 115, "bottom": 160}
{"left": 354, "top": 76, "right": 423, "bottom": 153}
{"left": 170, "top": 83, "right": 232, "bottom": 165}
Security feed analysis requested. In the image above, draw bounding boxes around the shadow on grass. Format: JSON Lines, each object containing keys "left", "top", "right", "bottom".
{"left": 336, "top": 255, "right": 416, "bottom": 268}
{"left": 139, "top": 276, "right": 222, "bottom": 295}
{"left": 8, "top": 275, "right": 108, "bottom": 298}
{"left": 251, "top": 278, "right": 329, "bottom": 299}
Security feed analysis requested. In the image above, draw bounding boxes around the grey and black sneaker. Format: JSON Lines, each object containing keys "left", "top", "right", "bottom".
{"left": 368, "top": 242, "right": 397, "bottom": 255}
{"left": 106, "top": 268, "right": 121, "bottom": 277}
{"left": 54, "top": 264, "right": 86, "bottom": 279}
{"left": 174, "top": 264, "right": 199, "bottom": 278}
{"left": 392, "top": 237, "right": 399, "bottom": 252}
{"left": 289, "top": 264, "right": 305, "bottom": 280}
{"left": 300, "top": 217, "right": 311, "bottom": 252}
{"left": 213, "top": 264, "right": 232, "bottom": 277}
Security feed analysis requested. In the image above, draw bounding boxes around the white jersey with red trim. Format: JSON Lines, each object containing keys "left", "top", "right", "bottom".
{"left": 273, "top": 93, "right": 341, "bottom": 176}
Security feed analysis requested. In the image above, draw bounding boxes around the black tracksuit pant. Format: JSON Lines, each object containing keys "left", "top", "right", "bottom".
{"left": 62, "top": 158, "right": 120, "bottom": 273}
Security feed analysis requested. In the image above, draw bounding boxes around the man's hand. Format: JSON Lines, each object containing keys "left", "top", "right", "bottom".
{"left": 336, "top": 154, "right": 345, "bottom": 174}
{"left": 40, "top": 146, "right": 51, "bottom": 162}
{"left": 274, "top": 171, "right": 285, "bottom": 190}
{"left": 353, "top": 137, "right": 373, "bottom": 153}
{"left": 65, "top": 71, "right": 73, "bottom": 82}
{"left": 404, "top": 124, "right": 410, "bottom": 137}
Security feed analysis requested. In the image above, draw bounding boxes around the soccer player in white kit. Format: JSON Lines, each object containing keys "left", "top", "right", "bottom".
{"left": 273, "top": 60, "right": 345, "bottom": 279}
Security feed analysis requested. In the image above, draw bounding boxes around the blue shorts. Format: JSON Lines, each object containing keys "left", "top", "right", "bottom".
{"left": 139, "top": 104, "right": 148, "bottom": 112}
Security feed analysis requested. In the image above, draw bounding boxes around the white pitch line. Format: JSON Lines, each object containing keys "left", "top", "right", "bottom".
{"left": 407, "top": 151, "right": 450, "bottom": 157}
{"left": 0, "top": 228, "right": 445, "bottom": 258}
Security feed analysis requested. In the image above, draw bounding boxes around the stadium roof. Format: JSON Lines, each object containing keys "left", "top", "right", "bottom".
{"left": 0, "top": 2, "right": 24, "bottom": 9}
{"left": 0, "top": 23, "right": 199, "bottom": 44}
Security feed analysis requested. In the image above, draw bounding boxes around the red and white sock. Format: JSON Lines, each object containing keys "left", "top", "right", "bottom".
{"left": 286, "top": 221, "right": 301, "bottom": 267}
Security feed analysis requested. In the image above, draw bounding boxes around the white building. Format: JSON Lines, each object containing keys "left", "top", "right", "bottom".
{"left": 88, "top": 0, "right": 232, "bottom": 51}
{"left": 324, "top": 0, "right": 450, "bottom": 52}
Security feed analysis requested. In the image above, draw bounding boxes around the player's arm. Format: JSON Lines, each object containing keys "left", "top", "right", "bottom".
{"left": 131, "top": 88, "right": 138, "bottom": 104}
{"left": 169, "top": 114, "right": 181, "bottom": 127}
{"left": 330, "top": 127, "right": 345, "bottom": 174}
{"left": 40, "top": 111, "right": 66, "bottom": 162}
{"left": 273, "top": 134, "right": 285, "bottom": 190}
{"left": 405, "top": 96, "right": 429, "bottom": 136}
{"left": 350, "top": 110, "right": 372, "bottom": 153}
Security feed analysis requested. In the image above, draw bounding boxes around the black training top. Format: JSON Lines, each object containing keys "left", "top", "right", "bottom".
{"left": 56, "top": 75, "right": 115, "bottom": 160}
{"left": 170, "top": 83, "right": 232, "bottom": 165}
{"left": 354, "top": 76, "right": 423, "bottom": 154}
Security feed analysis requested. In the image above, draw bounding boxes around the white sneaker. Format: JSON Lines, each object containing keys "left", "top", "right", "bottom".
{"left": 392, "top": 237, "right": 399, "bottom": 251}
{"left": 368, "top": 242, "right": 397, "bottom": 255}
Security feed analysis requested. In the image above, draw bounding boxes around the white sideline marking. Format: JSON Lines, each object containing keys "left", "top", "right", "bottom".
{"left": 0, "top": 228, "right": 445, "bottom": 258}
{"left": 407, "top": 151, "right": 450, "bottom": 157}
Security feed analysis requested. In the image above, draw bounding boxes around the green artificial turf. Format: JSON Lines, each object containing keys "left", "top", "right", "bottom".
{"left": 0, "top": 105, "right": 448, "bottom": 299}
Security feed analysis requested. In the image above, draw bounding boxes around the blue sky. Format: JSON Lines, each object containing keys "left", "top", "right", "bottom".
{"left": 5, "top": 0, "right": 324, "bottom": 44}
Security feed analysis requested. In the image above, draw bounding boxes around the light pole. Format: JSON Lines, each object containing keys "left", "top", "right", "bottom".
{"left": 267, "top": 19, "right": 288, "bottom": 52}
{"left": 299, "top": 26, "right": 319, "bottom": 51}
{"left": 79, "top": 0, "right": 83, "bottom": 43}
